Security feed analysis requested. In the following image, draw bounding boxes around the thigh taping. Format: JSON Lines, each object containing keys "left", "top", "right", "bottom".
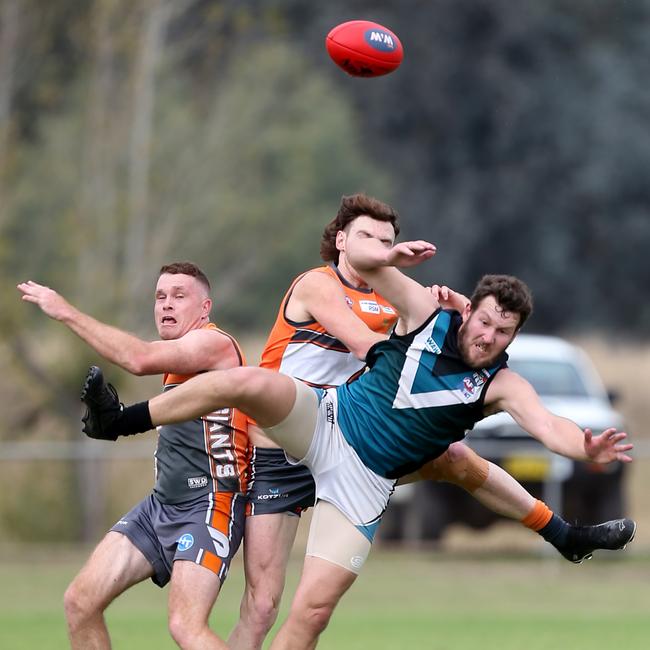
{"left": 305, "top": 500, "right": 372, "bottom": 576}
{"left": 262, "top": 377, "right": 319, "bottom": 461}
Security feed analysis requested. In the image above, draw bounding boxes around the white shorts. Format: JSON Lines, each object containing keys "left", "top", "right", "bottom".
{"left": 284, "top": 386, "right": 396, "bottom": 532}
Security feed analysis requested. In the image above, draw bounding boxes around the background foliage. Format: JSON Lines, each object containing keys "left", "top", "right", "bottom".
{"left": 0, "top": 0, "right": 648, "bottom": 540}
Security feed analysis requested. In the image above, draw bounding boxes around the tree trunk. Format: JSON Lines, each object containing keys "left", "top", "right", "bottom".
{"left": 123, "top": 0, "right": 175, "bottom": 318}
{"left": 0, "top": 0, "right": 20, "bottom": 220}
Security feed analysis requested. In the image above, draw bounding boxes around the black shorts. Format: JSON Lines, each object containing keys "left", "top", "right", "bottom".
{"left": 246, "top": 447, "right": 316, "bottom": 516}
{"left": 111, "top": 491, "right": 245, "bottom": 588}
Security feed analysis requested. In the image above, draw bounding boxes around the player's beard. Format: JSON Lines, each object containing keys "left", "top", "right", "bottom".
{"left": 457, "top": 325, "right": 503, "bottom": 369}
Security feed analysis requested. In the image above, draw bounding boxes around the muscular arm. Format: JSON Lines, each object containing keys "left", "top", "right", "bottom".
{"left": 485, "top": 368, "right": 633, "bottom": 464}
{"left": 17, "top": 281, "right": 239, "bottom": 374}
{"left": 344, "top": 238, "right": 439, "bottom": 333}
{"left": 288, "top": 271, "right": 387, "bottom": 360}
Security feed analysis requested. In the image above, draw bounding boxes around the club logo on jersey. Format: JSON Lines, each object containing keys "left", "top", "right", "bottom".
{"left": 345, "top": 296, "right": 353, "bottom": 308}
{"left": 424, "top": 336, "right": 442, "bottom": 355}
{"left": 177, "top": 533, "right": 195, "bottom": 551}
{"left": 359, "top": 300, "right": 381, "bottom": 314}
{"left": 188, "top": 476, "right": 208, "bottom": 489}
{"left": 460, "top": 372, "right": 487, "bottom": 399}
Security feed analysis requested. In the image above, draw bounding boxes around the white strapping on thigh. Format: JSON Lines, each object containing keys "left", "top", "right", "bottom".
{"left": 262, "top": 377, "right": 319, "bottom": 461}
{"left": 306, "top": 500, "right": 372, "bottom": 576}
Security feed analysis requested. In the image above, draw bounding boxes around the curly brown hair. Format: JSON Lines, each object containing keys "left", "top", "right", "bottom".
{"left": 320, "top": 193, "right": 401, "bottom": 263}
{"left": 470, "top": 274, "right": 533, "bottom": 330}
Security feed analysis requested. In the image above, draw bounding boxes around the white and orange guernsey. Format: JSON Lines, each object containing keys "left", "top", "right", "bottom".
{"left": 259, "top": 264, "right": 398, "bottom": 387}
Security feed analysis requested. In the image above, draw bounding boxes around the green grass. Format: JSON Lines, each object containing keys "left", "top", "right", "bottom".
{"left": 1, "top": 546, "right": 650, "bottom": 649}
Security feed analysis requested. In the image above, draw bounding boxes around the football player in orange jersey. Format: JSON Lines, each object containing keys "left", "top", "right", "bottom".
{"left": 18, "top": 263, "right": 248, "bottom": 650}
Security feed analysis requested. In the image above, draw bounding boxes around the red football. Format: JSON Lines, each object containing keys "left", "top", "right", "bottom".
{"left": 326, "top": 20, "right": 403, "bottom": 77}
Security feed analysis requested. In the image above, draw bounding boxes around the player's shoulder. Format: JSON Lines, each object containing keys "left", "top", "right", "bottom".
{"left": 183, "top": 322, "right": 240, "bottom": 348}
{"left": 293, "top": 266, "right": 342, "bottom": 295}
{"left": 484, "top": 366, "right": 528, "bottom": 404}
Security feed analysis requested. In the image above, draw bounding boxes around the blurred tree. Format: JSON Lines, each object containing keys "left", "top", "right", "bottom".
{"left": 2, "top": 0, "right": 650, "bottom": 540}
{"left": 0, "top": 0, "right": 389, "bottom": 540}
{"left": 275, "top": 0, "right": 650, "bottom": 334}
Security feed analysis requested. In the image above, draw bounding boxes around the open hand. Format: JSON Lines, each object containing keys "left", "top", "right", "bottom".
{"left": 428, "top": 285, "right": 469, "bottom": 312}
{"left": 17, "top": 280, "right": 72, "bottom": 321}
{"left": 386, "top": 240, "right": 436, "bottom": 268}
{"left": 584, "top": 427, "right": 633, "bottom": 464}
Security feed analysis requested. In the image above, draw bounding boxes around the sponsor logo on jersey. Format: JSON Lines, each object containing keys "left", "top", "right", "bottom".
{"left": 326, "top": 399, "right": 335, "bottom": 424}
{"left": 188, "top": 476, "right": 209, "bottom": 489}
{"left": 381, "top": 305, "right": 396, "bottom": 314}
{"left": 256, "top": 487, "right": 289, "bottom": 501}
{"left": 424, "top": 336, "right": 442, "bottom": 355}
{"left": 115, "top": 519, "right": 128, "bottom": 526}
{"left": 177, "top": 533, "right": 194, "bottom": 551}
{"left": 359, "top": 300, "right": 381, "bottom": 314}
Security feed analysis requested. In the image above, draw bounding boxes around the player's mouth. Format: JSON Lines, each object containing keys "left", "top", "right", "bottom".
{"left": 161, "top": 316, "right": 177, "bottom": 325}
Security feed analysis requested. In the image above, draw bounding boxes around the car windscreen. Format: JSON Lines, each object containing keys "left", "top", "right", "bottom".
{"left": 507, "top": 359, "right": 590, "bottom": 397}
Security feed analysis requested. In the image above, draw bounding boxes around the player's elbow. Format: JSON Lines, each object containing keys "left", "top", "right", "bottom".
{"left": 350, "top": 344, "right": 370, "bottom": 361}
{"left": 122, "top": 353, "right": 153, "bottom": 376}
{"left": 349, "top": 334, "right": 384, "bottom": 361}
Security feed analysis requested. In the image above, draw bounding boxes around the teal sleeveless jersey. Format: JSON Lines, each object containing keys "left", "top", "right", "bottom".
{"left": 336, "top": 309, "right": 508, "bottom": 479}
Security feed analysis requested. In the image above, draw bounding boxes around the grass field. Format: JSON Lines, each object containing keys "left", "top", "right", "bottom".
{"left": 1, "top": 339, "right": 648, "bottom": 649}
{"left": 2, "top": 543, "right": 649, "bottom": 650}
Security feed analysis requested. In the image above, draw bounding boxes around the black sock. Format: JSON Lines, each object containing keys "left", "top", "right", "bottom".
{"left": 537, "top": 513, "right": 570, "bottom": 548}
{"left": 112, "top": 401, "right": 154, "bottom": 438}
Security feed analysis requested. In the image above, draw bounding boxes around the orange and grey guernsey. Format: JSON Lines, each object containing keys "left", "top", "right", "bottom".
{"left": 153, "top": 323, "right": 249, "bottom": 504}
{"left": 260, "top": 264, "right": 398, "bottom": 388}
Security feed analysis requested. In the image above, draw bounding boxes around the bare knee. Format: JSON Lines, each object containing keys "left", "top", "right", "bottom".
{"left": 168, "top": 610, "right": 206, "bottom": 649}
{"left": 248, "top": 583, "right": 282, "bottom": 629}
{"left": 243, "top": 583, "right": 281, "bottom": 635}
{"left": 63, "top": 577, "right": 102, "bottom": 628}
{"left": 289, "top": 599, "right": 335, "bottom": 638}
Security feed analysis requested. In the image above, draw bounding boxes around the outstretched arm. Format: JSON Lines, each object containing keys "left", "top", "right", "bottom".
{"left": 17, "top": 281, "right": 237, "bottom": 375}
{"left": 485, "top": 369, "right": 633, "bottom": 464}
{"left": 344, "top": 238, "right": 439, "bottom": 333}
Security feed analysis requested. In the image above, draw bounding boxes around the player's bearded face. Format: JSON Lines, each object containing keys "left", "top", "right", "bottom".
{"left": 458, "top": 297, "right": 519, "bottom": 368}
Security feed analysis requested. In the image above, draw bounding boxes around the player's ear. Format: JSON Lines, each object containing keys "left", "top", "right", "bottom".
{"left": 461, "top": 301, "right": 472, "bottom": 322}
{"left": 335, "top": 230, "right": 346, "bottom": 252}
{"left": 202, "top": 298, "right": 212, "bottom": 318}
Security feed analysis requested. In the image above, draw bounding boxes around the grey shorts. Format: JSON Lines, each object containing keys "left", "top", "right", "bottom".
{"left": 111, "top": 491, "right": 245, "bottom": 587}
{"left": 246, "top": 447, "right": 316, "bottom": 517}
